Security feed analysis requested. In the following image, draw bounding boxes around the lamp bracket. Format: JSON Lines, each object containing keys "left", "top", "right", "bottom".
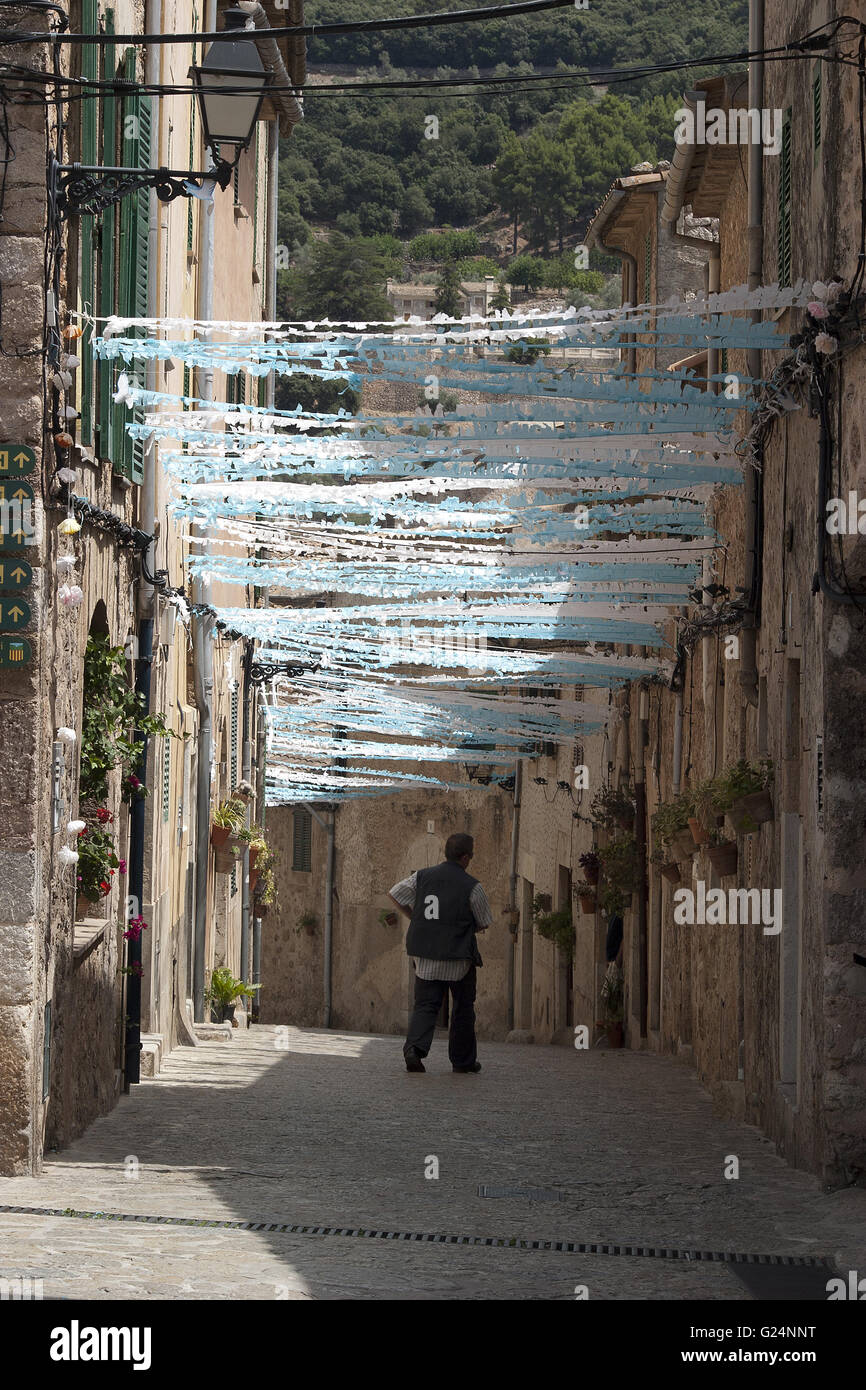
{"left": 52, "top": 157, "right": 233, "bottom": 218}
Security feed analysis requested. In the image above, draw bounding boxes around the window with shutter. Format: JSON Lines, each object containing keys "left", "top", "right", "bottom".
{"left": 778, "top": 109, "right": 792, "bottom": 289}
{"left": 292, "top": 808, "right": 312, "bottom": 872}
{"left": 79, "top": 0, "right": 99, "bottom": 446}
{"left": 230, "top": 688, "right": 239, "bottom": 789}
{"left": 643, "top": 230, "right": 652, "bottom": 305}
{"left": 113, "top": 49, "right": 151, "bottom": 483}
{"left": 96, "top": 15, "right": 117, "bottom": 466}
{"left": 813, "top": 63, "right": 822, "bottom": 163}
{"left": 162, "top": 737, "right": 171, "bottom": 823}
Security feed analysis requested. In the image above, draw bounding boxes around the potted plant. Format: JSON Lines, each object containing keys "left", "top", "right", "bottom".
{"left": 706, "top": 828, "right": 738, "bottom": 877}
{"left": 378, "top": 908, "right": 399, "bottom": 926}
{"left": 598, "top": 835, "right": 639, "bottom": 915}
{"left": 572, "top": 881, "right": 597, "bottom": 915}
{"left": 651, "top": 793, "right": 694, "bottom": 874}
{"left": 211, "top": 797, "right": 244, "bottom": 848}
{"left": 578, "top": 850, "right": 600, "bottom": 886}
{"left": 204, "top": 966, "right": 260, "bottom": 1024}
{"left": 75, "top": 815, "right": 120, "bottom": 913}
{"left": 298, "top": 911, "right": 317, "bottom": 935}
{"left": 590, "top": 784, "right": 636, "bottom": 832}
{"left": 533, "top": 904, "right": 575, "bottom": 961}
{"left": 720, "top": 758, "right": 775, "bottom": 832}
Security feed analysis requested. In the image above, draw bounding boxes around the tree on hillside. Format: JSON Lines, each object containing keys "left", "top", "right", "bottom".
{"left": 278, "top": 234, "right": 394, "bottom": 323}
{"left": 505, "top": 255, "right": 546, "bottom": 292}
{"left": 493, "top": 132, "right": 532, "bottom": 256}
{"left": 434, "top": 261, "right": 462, "bottom": 318}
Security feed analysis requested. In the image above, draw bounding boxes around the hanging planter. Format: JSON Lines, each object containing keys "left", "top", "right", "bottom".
{"left": 214, "top": 837, "right": 243, "bottom": 873}
{"left": 578, "top": 891, "right": 597, "bottom": 915}
{"left": 659, "top": 861, "right": 681, "bottom": 885}
{"left": 211, "top": 824, "right": 233, "bottom": 849}
{"left": 687, "top": 817, "right": 710, "bottom": 846}
{"left": 728, "top": 790, "right": 774, "bottom": 834}
{"left": 671, "top": 828, "right": 697, "bottom": 861}
{"left": 707, "top": 839, "right": 738, "bottom": 877}
{"left": 249, "top": 868, "right": 260, "bottom": 893}
{"left": 578, "top": 851, "right": 600, "bottom": 886}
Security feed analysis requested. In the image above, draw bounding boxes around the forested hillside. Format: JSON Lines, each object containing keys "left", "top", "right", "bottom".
{"left": 276, "top": 0, "right": 748, "bottom": 319}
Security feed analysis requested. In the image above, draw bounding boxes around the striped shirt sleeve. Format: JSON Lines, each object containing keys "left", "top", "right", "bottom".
{"left": 470, "top": 882, "right": 493, "bottom": 930}
{"left": 389, "top": 871, "right": 417, "bottom": 908}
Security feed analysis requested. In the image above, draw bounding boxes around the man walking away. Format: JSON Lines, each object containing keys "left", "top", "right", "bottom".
{"left": 389, "top": 833, "right": 492, "bottom": 1074}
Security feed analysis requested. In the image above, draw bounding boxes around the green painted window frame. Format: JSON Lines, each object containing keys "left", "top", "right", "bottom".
{"left": 79, "top": 0, "right": 100, "bottom": 447}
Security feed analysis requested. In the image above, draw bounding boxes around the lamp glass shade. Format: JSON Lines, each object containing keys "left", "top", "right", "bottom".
{"left": 195, "top": 30, "right": 267, "bottom": 148}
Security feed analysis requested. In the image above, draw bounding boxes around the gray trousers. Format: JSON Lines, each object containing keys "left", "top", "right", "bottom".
{"left": 404, "top": 965, "right": 477, "bottom": 1069}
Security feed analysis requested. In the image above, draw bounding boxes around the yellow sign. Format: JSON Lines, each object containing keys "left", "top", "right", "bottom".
{"left": 0, "top": 636, "right": 31, "bottom": 666}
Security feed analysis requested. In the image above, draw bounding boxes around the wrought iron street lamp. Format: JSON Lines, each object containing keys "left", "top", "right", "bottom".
{"left": 53, "top": 6, "right": 271, "bottom": 217}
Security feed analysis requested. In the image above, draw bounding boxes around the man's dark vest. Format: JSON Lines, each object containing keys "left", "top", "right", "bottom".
{"left": 405, "top": 860, "right": 482, "bottom": 965}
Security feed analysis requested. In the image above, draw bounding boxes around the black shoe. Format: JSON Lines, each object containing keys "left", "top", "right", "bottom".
{"left": 405, "top": 1047, "right": 426, "bottom": 1073}
{"left": 452, "top": 1062, "right": 481, "bottom": 1073}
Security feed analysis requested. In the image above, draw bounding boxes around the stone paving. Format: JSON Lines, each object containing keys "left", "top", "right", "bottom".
{"left": 1, "top": 1025, "right": 864, "bottom": 1300}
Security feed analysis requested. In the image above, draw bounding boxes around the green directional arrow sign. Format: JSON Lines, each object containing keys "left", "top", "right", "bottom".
{"left": 0, "top": 481, "right": 34, "bottom": 505}
{"left": 0, "top": 445, "right": 36, "bottom": 477}
{"left": 0, "top": 559, "right": 32, "bottom": 591}
{"left": 0, "top": 479, "right": 35, "bottom": 550}
{"left": 0, "top": 636, "right": 31, "bottom": 666}
{"left": 0, "top": 597, "right": 30, "bottom": 630}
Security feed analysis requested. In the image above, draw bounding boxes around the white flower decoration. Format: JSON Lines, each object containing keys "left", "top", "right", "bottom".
{"left": 56, "top": 727, "right": 77, "bottom": 744}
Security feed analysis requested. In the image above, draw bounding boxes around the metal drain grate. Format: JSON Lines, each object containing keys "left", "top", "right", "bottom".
{"left": 0, "top": 1203, "right": 834, "bottom": 1269}
{"left": 478, "top": 1185, "right": 565, "bottom": 1202}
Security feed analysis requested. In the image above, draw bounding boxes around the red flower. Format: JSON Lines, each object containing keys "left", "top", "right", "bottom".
{"left": 99, "top": 880, "right": 110, "bottom": 893}
{"left": 96, "top": 807, "right": 111, "bottom": 824}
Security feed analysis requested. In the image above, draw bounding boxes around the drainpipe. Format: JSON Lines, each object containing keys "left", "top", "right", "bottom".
{"left": 740, "top": 0, "right": 764, "bottom": 705}
{"left": 240, "top": 646, "right": 252, "bottom": 985}
{"left": 634, "top": 686, "right": 649, "bottom": 1039}
{"left": 251, "top": 692, "right": 267, "bottom": 1017}
{"left": 191, "top": 0, "right": 218, "bottom": 1020}
{"left": 506, "top": 758, "right": 522, "bottom": 1032}
{"left": 264, "top": 118, "right": 279, "bottom": 409}
{"left": 304, "top": 801, "right": 335, "bottom": 1027}
{"left": 124, "top": 617, "right": 153, "bottom": 1090}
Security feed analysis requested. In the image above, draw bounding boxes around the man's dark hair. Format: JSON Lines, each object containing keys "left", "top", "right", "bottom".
{"left": 445, "top": 833, "right": 474, "bottom": 861}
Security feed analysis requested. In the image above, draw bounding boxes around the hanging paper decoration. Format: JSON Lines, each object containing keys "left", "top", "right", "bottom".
{"left": 98, "top": 286, "right": 803, "bottom": 804}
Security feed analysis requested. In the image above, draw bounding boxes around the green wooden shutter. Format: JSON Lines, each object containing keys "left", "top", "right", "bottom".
{"left": 292, "top": 808, "right": 312, "bottom": 872}
{"left": 79, "top": 0, "right": 99, "bottom": 446}
{"left": 778, "top": 109, "right": 792, "bottom": 289}
{"left": 96, "top": 15, "right": 117, "bottom": 464}
{"left": 230, "top": 688, "right": 239, "bottom": 789}
{"left": 114, "top": 49, "right": 151, "bottom": 482}
{"left": 162, "top": 737, "right": 171, "bottom": 823}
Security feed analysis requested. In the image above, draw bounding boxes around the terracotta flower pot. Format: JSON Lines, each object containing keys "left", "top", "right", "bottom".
{"left": 211, "top": 824, "right": 233, "bottom": 849}
{"left": 583, "top": 864, "right": 600, "bottom": 886}
{"left": 214, "top": 839, "right": 242, "bottom": 873}
{"left": 707, "top": 840, "right": 738, "bottom": 877}
{"left": 729, "top": 790, "right": 774, "bottom": 833}
{"left": 688, "top": 817, "right": 710, "bottom": 846}
{"left": 248, "top": 845, "right": 261, "bottom": 870}
{"left": 579, "top": 893, "right": 597, "bottom": 915}
{"left": 248, "top": 869, "right": 259, "bottom": 893}
{"left": 606, "top": 1023, "right": 624, "bottom": 1048}
{"left": 256, "top": 902, "right": 269, "bottom": 917}
{"left": 659, "top": 861, "right": 681, "bottom": 885}
{"left": 671, "top": 828, "right": 697, "bottom": 861}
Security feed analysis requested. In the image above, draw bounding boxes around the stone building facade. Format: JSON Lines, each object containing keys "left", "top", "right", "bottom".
{"left": 0, "top": 0, "right": 303, "bottom": 1174}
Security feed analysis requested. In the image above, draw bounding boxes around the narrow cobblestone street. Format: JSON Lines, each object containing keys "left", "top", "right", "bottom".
{"left": 1, "top": 1027, "right": 864, "bottom": 1301}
